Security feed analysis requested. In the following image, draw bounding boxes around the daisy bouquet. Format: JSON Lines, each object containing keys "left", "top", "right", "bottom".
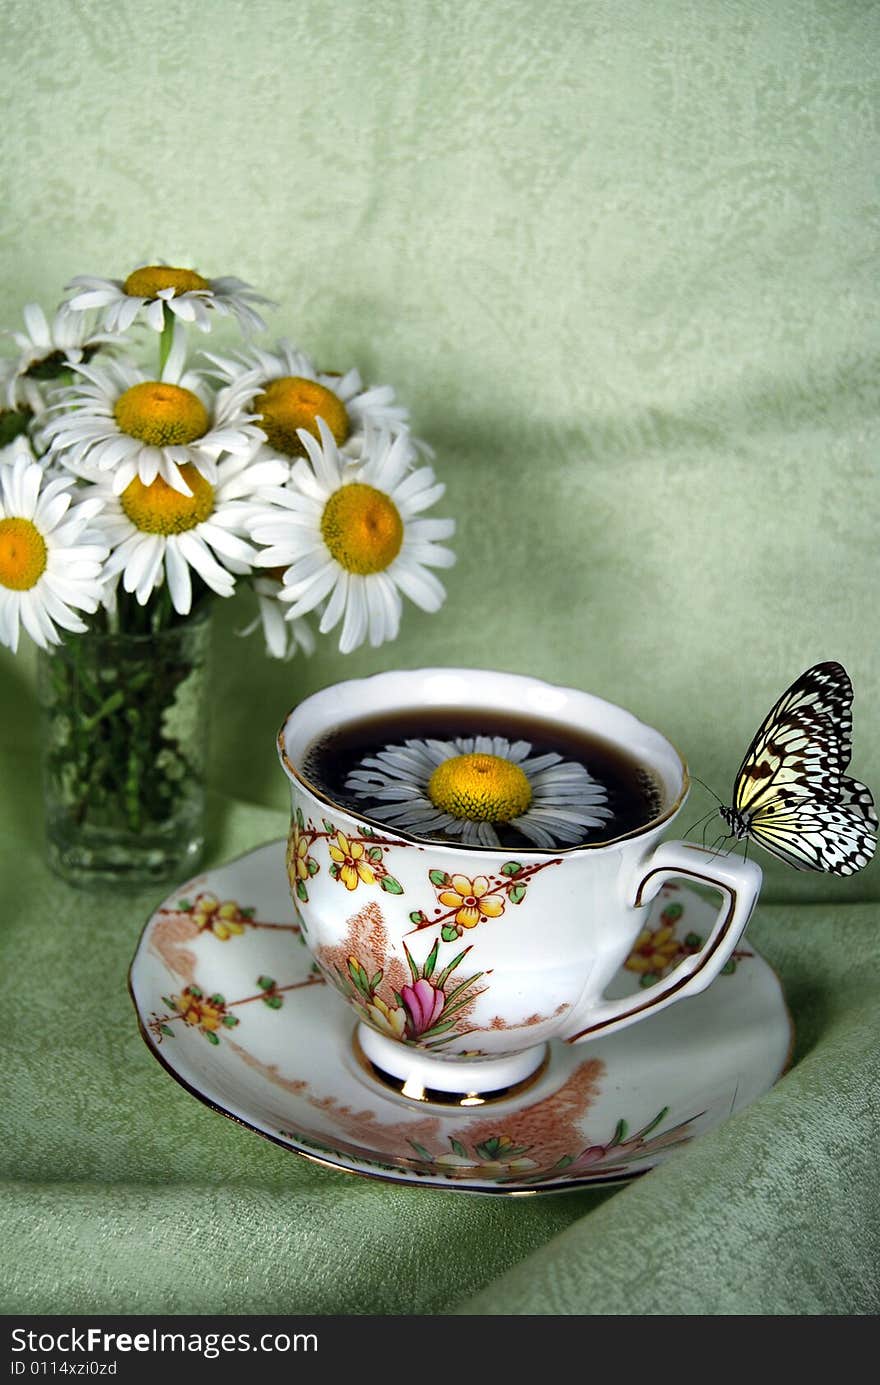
{"left": 0, "top": 262, "right": 456, "bottom": 884}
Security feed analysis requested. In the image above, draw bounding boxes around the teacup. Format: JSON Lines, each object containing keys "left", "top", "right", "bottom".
{"left": 277, "top": 668, "right": 761, "bottom": 1104}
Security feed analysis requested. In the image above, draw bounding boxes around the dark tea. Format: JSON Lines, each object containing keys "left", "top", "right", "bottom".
{"left": 303, "top": 705, "right": 663, "bottom": 849}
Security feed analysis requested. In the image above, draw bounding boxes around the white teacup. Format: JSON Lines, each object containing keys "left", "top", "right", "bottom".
{"left": 278, "top": 668, "right": 761, "bottom": 1103}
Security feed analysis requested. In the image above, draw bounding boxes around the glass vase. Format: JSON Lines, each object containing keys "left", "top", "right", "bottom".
{"left": 38, "top": 610, "right": 211, "bottom": 889}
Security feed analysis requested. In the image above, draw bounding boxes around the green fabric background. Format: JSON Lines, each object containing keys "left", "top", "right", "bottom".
{"left": 1, "top": 0, "right": 878, "bottom": 1315}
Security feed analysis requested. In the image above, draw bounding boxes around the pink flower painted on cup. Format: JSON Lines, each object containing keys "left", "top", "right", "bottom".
{"left": 401, "top": 978, "right": 445, "bottom": 1037}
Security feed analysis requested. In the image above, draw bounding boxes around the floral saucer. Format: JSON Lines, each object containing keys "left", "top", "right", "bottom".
{"left": 129, "top": 840, "right": 792, "bottom": 1195}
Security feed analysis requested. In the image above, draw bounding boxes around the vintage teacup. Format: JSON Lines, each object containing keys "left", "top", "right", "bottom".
{"left": 278, "top": 668, "right": 761, "bottom": 1103}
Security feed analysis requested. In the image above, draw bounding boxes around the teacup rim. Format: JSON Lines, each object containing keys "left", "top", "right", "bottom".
{"left": 277, "top": 665, "right": 690, "bottom": 855}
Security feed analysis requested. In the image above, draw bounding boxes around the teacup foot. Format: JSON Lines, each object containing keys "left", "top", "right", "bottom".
{"left": 353, "top": 1023, "right": 550, "bottom": 1107}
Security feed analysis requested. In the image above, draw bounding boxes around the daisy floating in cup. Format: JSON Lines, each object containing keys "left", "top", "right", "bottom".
{"left": 246, "top": 419, "right": 454, "bottom": 654}
{"left": 0, "top": 442, "right": 107, "bottom": 653}
{"left": 41, "top": 353, "right": 265, "bottom": 498}
{"left": 345, "top": 735, "right": 613, "bottom": 849}
{"left": 62, "top": 263, "right": 273, "bottom": 335}
{"left": 205, "top": 337, "right": 426, "bottom": 462}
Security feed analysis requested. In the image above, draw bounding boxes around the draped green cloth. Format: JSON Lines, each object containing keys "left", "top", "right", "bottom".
{"left": 1, "top": 0, "right": 878, "bottom": 1316}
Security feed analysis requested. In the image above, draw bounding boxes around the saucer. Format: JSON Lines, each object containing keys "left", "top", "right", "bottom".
{"left": 129, "top": 840, "right": 793, "bottom": 1195}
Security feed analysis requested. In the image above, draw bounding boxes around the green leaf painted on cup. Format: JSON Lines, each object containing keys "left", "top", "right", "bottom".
{"left": 409, "top": 910, "right": 427, "bottom": 926}
{"left": 262, "top": 995, "right": 283, "bottom": 1010}
{"left": 422, "top": 939, "right": 440, "bottom": 980}
{"left": 296, "top": 879, "right": 309, "bottom": 902}
{"left": 322, "top": 819, "right": 335, "bottom": 834}
{"left": 205, "top": 1031, "right": 220, "bottom": 1045}
{"left": 257, "top": 976, "right": 275, "bottom": 991}
{"left": 441, "top": 924, "right": 460, "bottom": 943}
{"left": 177, "top": 898, "right": 191, "bottom": 911}
{"left": 380, "top": 875, "right": 403, "bottom": 894}
{"left": 508, "top": 885, "right": 527, "bottom": 904}
{"left": 500, "top": 861, "right": 522, "bottom": 877}
{"left": 159, "top": 1024, "right": 174, "bottom": 1037}
{"left": 367, "top": 845, "right": 383, "bottom": 862}
{"left": 429, "top": 869, "right": 449, "bottom": 887}
{"left": 221, "top": 1015, "right": 239, "bottom": 1028}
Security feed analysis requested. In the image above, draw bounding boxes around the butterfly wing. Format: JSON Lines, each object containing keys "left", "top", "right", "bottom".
{"left": 732, "top": 702, "right": 843, "bottom": 818}
{"left": 747, "top": 787, "right": 877, "bottom": 874}
{"left": 728, "top": 662, "right": 876, "bottom": 874}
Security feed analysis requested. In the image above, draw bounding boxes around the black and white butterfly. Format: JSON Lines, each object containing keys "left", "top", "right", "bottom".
{"left": 716, "top": 661, "right": 877, "bottom": 874}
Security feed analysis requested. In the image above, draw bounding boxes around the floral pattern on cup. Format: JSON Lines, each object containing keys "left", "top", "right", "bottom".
{"left": 331, "top": 937, "right": 485, "bottom": 1048}
{"left": 285, "top": 809, "right": 405, "bottom": 906}
{"left": 408, "top": 858, "right": 561, "bottom": 942}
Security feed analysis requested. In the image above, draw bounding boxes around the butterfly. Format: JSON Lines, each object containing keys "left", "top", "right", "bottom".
{"left": 715, "top": 661, "right": 877, "bottom": 874}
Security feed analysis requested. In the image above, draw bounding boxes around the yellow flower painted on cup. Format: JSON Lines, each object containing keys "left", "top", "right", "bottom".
{"left": 624, "top": 924, "right": 681, "bottom": 977}
{"left": 437, "top": 874, "right": 506, "bottom": 930}
{"left": 289, "top": 825, "right": 310, "bottom": 885}
{"left": 366, "top": 994, "right": 407, "bottom": 1039}
{"left": 328, "top": 830, "right": 377, "bottom": 892}
{"left": 191, "top": 892, "right": 247, "bottom": 941}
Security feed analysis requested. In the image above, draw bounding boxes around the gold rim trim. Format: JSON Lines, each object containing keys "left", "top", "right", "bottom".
{"left": 351, "top": 1030, "right": 551, "bottom": 1107}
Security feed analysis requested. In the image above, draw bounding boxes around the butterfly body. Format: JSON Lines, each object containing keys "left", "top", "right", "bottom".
{"left": 718, "top": 661, "right": 877, "bottom": 875}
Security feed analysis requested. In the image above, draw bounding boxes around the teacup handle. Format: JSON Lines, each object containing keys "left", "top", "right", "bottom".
{"left": 564, "top": 841, "right": 762, "bottom": 1044}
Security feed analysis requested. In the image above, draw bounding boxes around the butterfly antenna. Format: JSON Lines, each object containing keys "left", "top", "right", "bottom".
{"left": 689, "top": 774, "right": 726, "bottom": 807}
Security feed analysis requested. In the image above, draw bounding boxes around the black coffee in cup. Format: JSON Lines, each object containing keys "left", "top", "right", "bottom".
{"left": 303, "top": 706, "right": 663, "bottom": 850}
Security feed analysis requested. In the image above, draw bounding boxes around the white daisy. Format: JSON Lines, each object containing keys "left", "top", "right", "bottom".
{"left": 345, "top": 736, "right": 613, "bottom": 849}
{"left": 0, "top": 448, "right": 107, "bottom": 654}
{"left": 204, "top": 338, "right": 428, "bottom": 461}
{"left": 1, "top": 302, "right": 120, "bottom": 416}
{"left": 241, "top": 576, "right": 316, "bottom": 661}
{"left": 41, "top": 353, "right": 265, "bottom": 498}
{"left": 246, "top": 419, "right": 455, "bottom": 654}
{"left": 62, "top": 263, "right": 273, "bottom": 335}
{"left": 88, "top": 454, "right": 288, "bottom": 616}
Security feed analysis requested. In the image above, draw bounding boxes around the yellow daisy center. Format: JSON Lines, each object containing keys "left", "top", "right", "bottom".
{"left": 320, "top": 483, "right": 403, "bottom": 575}
{"left": 255, "top": 376, "right": 349, "bottom": 457}
{"left": 123, "top": 265, "right": 211, "bottom": 298}
{"left": 428, "top": 754, "right": 532, "bottom": 823}
{"left": 114, "top": 382, "right": 209, "bottom": 447}
{"left": 0, "top": 518, "right": 48, "bottom": 590}
{"left": 120, "top": 464, "right": 214, "bottom": 535}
